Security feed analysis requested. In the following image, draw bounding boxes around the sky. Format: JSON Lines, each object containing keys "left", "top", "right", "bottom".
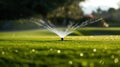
{"left": 79, "top": 0, "right": 120, "bottom": 15}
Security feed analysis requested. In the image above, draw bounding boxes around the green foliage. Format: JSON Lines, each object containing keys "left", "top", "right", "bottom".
{"left": 0, "top": 19, "right": 39, "bottom": 30}
{"left": 0, "top": 0, "right": 84, "bottom": 19}
{"left": 48, "top": 0, "right": 84, "bottom": 24}
{"left": 0, "top": 0, "right": 85, "bottom": 31}
{"left": 48, "top": 0, "right": 83, "bottom": 18}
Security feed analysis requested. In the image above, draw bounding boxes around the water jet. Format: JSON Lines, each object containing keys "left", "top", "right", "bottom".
{"left": 33, "top": 18, "right": 103, "bottom": 40}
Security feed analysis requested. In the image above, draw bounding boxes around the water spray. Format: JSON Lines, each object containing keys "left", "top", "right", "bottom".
{"left": 33, "top": 18, "right": 103, "bottom": 41}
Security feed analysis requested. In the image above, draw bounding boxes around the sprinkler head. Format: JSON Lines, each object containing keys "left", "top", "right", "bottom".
{"left": 61, "top": 38, "right": 64, "bottom": 41}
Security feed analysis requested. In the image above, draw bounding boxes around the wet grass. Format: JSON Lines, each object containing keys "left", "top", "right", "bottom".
{"left": 0, "top": 29, "right": 120, "bottom": 67}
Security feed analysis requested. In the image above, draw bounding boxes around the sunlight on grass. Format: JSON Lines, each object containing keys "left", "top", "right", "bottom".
{"left": 0, "top": 29, "right": 120, "bottom": 67}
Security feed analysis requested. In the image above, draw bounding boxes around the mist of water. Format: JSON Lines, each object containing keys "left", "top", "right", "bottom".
{"left": 34, "top": 18, "right": 103, "bottom": 40}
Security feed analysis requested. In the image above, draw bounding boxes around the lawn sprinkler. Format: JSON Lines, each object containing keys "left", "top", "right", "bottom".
{"left": 61, "top": 38, "right": 64, "bottom": 41}
{"left": 34, "top": 18, "right": 103, "bottom": 41}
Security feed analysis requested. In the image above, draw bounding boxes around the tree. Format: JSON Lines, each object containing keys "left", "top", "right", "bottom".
{"left": 0, "top": 0, "right": 84, "bottom": 19}
{"left": 47, "top": 0, "right": 84, "bottom": 25}
{"left": 92, "top": 7, "right": 120, "bottom": 27}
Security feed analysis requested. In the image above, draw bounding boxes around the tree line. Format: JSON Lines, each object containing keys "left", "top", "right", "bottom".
{"left": 0, "top": 0, "right": 84, "bottom": 30}
{"left": 92, "top": 7, "right": 120, "bottom": 27}
{"left": 0, "top": 0, "right": 84, "bottom": 20}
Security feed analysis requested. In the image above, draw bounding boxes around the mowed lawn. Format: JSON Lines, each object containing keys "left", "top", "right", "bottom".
{"left": 0, "top": 28, "right": 120, "bottom": 67}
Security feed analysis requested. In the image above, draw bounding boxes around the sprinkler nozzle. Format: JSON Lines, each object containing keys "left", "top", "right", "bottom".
{"left": 61, "top": 38, "right": 64, "bottom": 41}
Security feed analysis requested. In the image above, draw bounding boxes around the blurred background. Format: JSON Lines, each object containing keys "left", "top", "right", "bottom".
{"left": 0, "top": 0, "right": 120, "bottom": 32}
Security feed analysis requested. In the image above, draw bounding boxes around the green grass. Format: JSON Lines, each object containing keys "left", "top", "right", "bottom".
{"left": 78, "top": 27, "right": 120, "bottom": 35}
{"left": 0, "top": 28, "right": 120, "bottom": 67}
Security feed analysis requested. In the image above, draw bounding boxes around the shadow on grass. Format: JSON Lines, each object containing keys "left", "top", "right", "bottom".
{"left": 0, "top": 39, "right": 81, "bottom": 43}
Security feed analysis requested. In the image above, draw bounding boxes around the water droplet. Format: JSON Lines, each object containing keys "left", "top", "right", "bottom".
{"left": 80, "top": 53, "right": 84, "bottom": 57}
{"left": 2, "top": 51, "right": 5, "bottom": 55}
{"left": 93, "top": 49, "right": 96, "bottom": 52}
{"left": 31, "top": 49, "right": 35, "bottom": 52}
{"left": 50, "top": 48, "right": 53, "bottom": 51}
{"left": 15, "top": 50, "right": 18, "bottom": 53}
{"left": 114, "top": 58, "right": 119, "bottom": 63}
{"left": 68, "top": 61, "right": 73, "bottom": 64}
{"left": 57, "top": 50, "right": 61, "bottom": 54}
